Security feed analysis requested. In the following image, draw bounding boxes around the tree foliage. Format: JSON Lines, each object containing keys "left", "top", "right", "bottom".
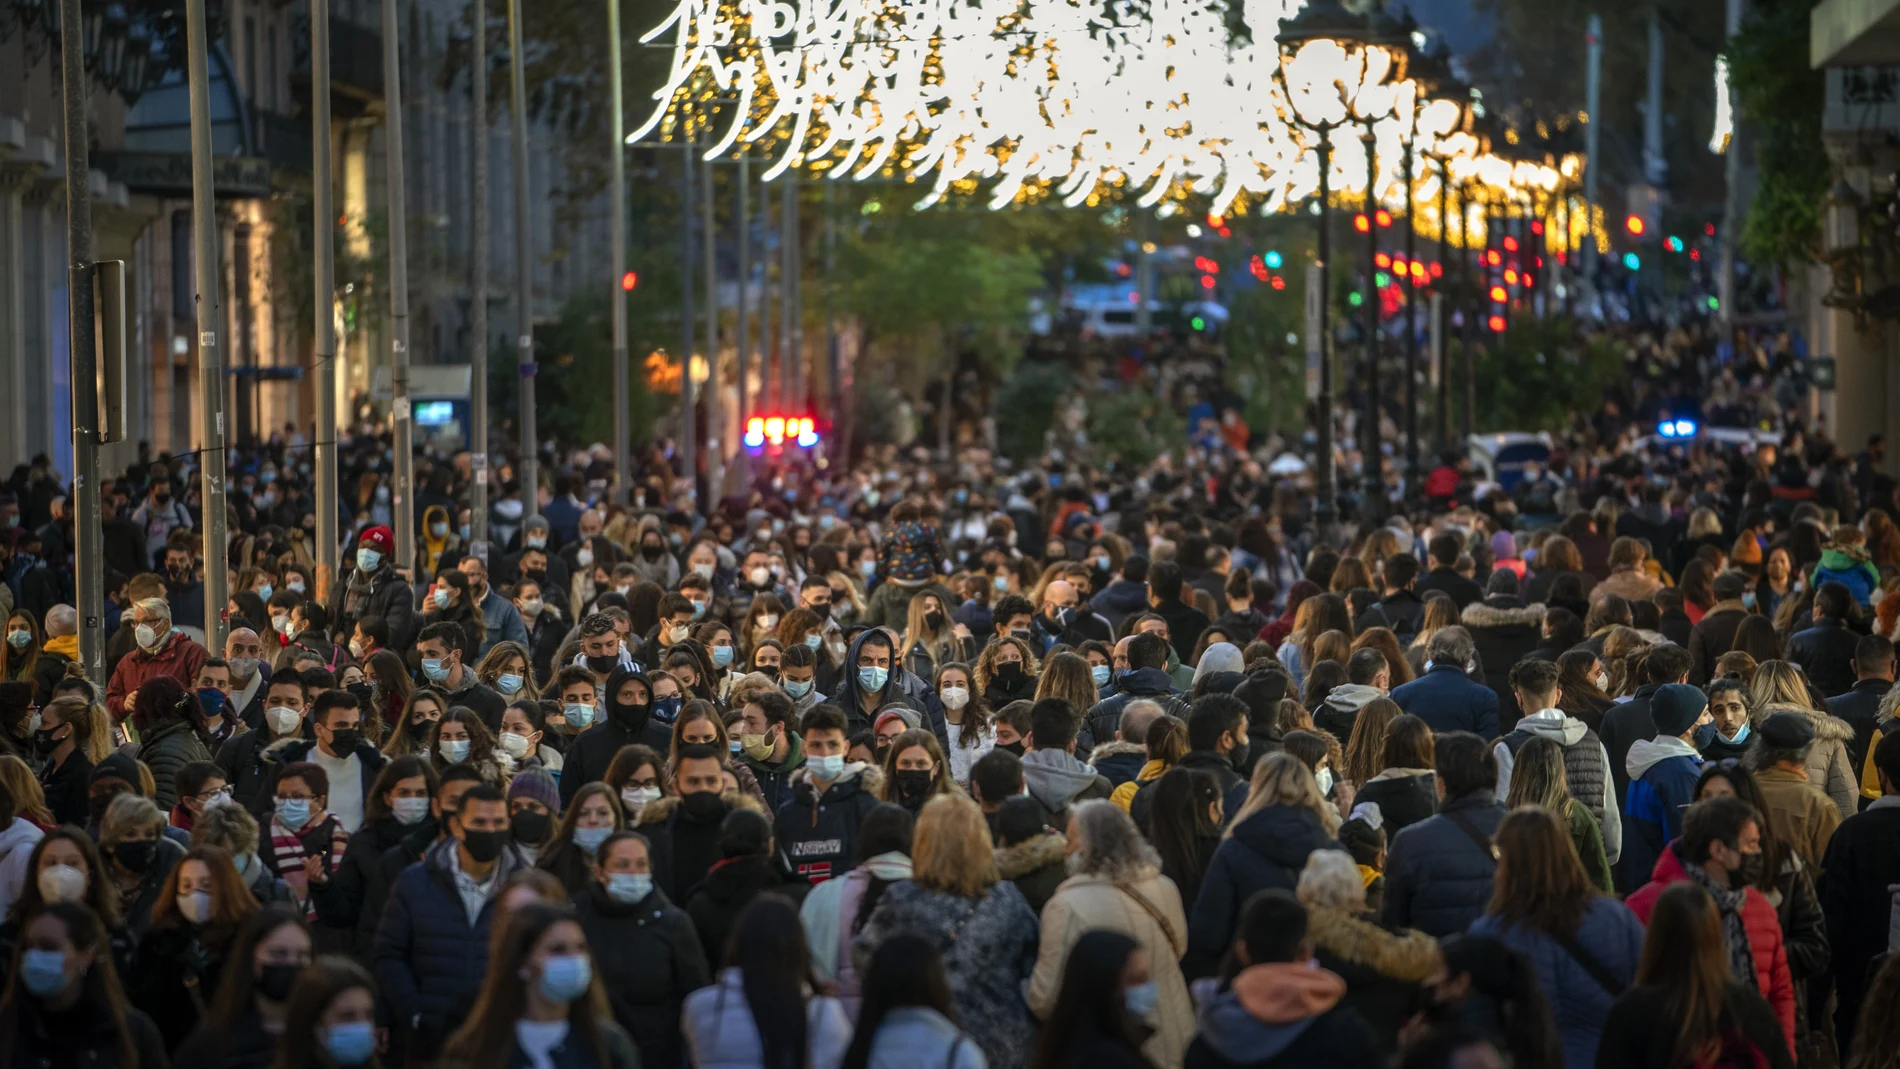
{"left": 1729, "top": 0, "right": 1827, "bottom": 267}
{"left": 995, "top": 360, "right": 1074, "bottom": 462}
{"left": 1460, "top": 316, "right": 1622, "bottom": 434}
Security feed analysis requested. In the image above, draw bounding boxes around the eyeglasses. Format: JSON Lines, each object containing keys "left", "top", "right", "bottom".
{"left": 193, "top": 785, "right": 234, "bottom": 802}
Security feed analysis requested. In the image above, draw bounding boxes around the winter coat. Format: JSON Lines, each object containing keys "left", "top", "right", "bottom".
{"left": 1619, "top": 737, "right": 1705, "bottom": 895}
{"left": 1382, "top": 791, "right": 1507, "bottom": 938}
{"left": 136, "top": 715, "right": 215, "bottom": 811}
{"left": 1311, "top": 684, "right": 1384, "bottom": 746}
{"left": 0, "top": 818, "right": 44, "bottom": 923}
{"left": 1019, "top": 748, "right": 1113, "bottom": 827}
{"left": 686, "top": 853, "right": 811, "bottom": 960}
{"left": 1769, "top": 703, "right": 1858, "bottom": 819}
{"left": 1081, "top": 667, "right": 1189, "bottom": 751}
{"left": 1753, "top": 765, "right": 1841, "bottom": 869}
{"left": 856, "top": 879, "right": 1040, "bottom": 1069}
{"left": 739, "top": 734, "right": 806, "bottom": 813}
{"left": 1595, "top": 983, "right": 1795, "bottom": 1069}
{"left": 173, "top": 1006, "right": 277, "bottom": 1069}
{"left": 314, "top": 811, "right": 421, "bottom": 958}
{"left": 1809, "top": 547, "right": 1880, "bottom": 607}
{"left": 1029, "top": 869, "right": 1193, "bottom": 1069}
{"left": 2, "top": 994, "right": 168, "bottom": 1069}
{"left": 38, "top": 747, "right": 91, "bottom": 827}
{"left": 1462, "top": 597, "right": 1545, "bottom": 728}
{"left": 1186, "top": 804, "right": 1344, "bottom": 979}
{"left": 1495, "top": 709, "right": 1621, "bottom": 864}
{"left": 636, "top": 790, "right": 767, "bottom": 902}
{"left": 1354, "top": 590, "right": 1427, "bottom": 643}
{"left": 830, "top": 629, "right": 952, "bottom": 750}
{"left": 574, "top": 879, "right": 712, "bottom": 1069}
{"left": 1352, "top": 769, "right": 1437, "bottom": 837}
{"left": 1468, "top": 897, "right": 1646, "bottom": 1069}
{"left": 559, "top": 668, "right": 676, "bottom": 806}
{"left": 1302, "top": 905, "right": 1438, "bottom": 1050}
{"left": 1418, "top": 568, "right": 1485, "bottom": 611}
{"left": 1390, "top": 664, "right": 1500, "bottom": 740}
{"left": 1626, "top": 842, "right": 1796, "bottom": 1056}
{"left": 681, "top": 968, "right": 853, "bottom": 1069}
{"left": 862, "top": 1007, "right": 988, "bottom": 1069}
{"left": 133, "top": 917, "right": 242, "bottom": 1049}
{"left": 372, "top": 835, "right": 527, "bottom": 1054}
{"left": 1131, "top": 750, "right": 1249, "bottom": 833}
{"left": 497, "top": 1018, "right": 642, "bottom": 1069}
{"left": 773, "top": 763, "right": 884, "bottom": 885}
{"left": 800, "top": 850, "right": 911, "bottom": 1013}
{"left": 327, "top": 559, "right": 419, "bottom": 653}
{"left": 1600, "top": 682, "right": 1665, "bottom": 805}
{"left": 995, "top": 831, "right": 1068, "bottom": 915}
{"left": 105, "top": 629, "right": 209, "bottom": 720}
{"left": 1110, "top": 759, "right": 1169, "bottom": 813}
{"left": 1088, "top": 741, "right": 1149, "bottom": 788}
{"left": 1092, "top": 579, "right": 1156, "bottom": 634}
{"left": 1183, "top": 963, "right": 1384, "bottom": 1069}
{"left": 1826, "top": 677, "right": 1891, "bottom": 776}
{"left": 1787, "top": 617, "right": 1860, "bottom": 699}
{"left": 1687, "top": 603, "right": 1749, "bottom": 685}
{"left": 1819, "top": 798, "right": 1900, "bottom": 1047}
{"left": 1594, "top": 566, "right": 1662, "bottom": 604}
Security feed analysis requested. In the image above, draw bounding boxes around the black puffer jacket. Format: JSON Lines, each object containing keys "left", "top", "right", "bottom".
{"left": 1461, "top": 597, "right": 1544, "bottom": 730}
{"left": 560, "top": 667, "right": 675, "bottom": 806}
{"left": 573, "top": 880, "right": 712, "bottom": 1069}
{"left": 137, "top": 715, "right": 214, "bottom": 811}
{"left": 636, "top": 790, "right": 768, "bottom": 902}
{"left": 328, "top": 559, "right": 419, "bottom": 652}
{"left": 1184, "top": 804, "right": 1344, "bottom": 979}
{"left": 1381, "top": 790, "right": 1505, "bottom": 938}
{"left": 684, "top": 853, "right": 810, "bottom": 960}
{"left": 1080, "top": 667, "right": 1188, "bottom": 751}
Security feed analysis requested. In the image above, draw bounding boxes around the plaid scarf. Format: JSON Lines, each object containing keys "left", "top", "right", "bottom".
{"left": 266, "top": 814, "right": 350, "bottom": 921}
{"left": 1685, "top": 860, "right": 1758, "bottom": 990}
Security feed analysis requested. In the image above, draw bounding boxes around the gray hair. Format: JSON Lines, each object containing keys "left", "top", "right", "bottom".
{"left": 1296, "top": 849, "right": 1366, "bottom": 910}
{"left": 191, "top": 800, "right": 262, "bottom": 856}
{"left": 1119, "top": 700, "right": 1165, "bottom": 744}
{"left": 1427, "top": 625, "right": 1475, "bottom": 666}
{"left": 1065, "top": 800, "right": 1160, "bottom": 882}
{"left": 102, "top": 792, "right": 164, "bottom": 842}
{"left": 43, "top": 604, "right": 77, "bottom": 637}
{"left": 133, "top": 597, "right": 172, "bottom": 626}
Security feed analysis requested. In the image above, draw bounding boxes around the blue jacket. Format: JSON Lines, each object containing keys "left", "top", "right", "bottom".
{"left": 1186, "top": 804, "right": 1344, "bottom": 979}
{"left": 372, "top": 837, "right": 527, "bottom": 1046}
{"left": 1468, "top": 897, "right": 1646, "bottom": 1069}
{"left": 475, "top": 587, "right": 530, "bottom": 657}
{"left": 1618, "top": 738, "right": 1704, "bottom": 894}
{"left": 1382, "top": 791, "right": 1506, "bottom": 938}
{"left": 1091, "top": 578, "right": 1155, "bottom": 633}
{"left": 1389, "top": 664, "right": 1500, "bottom": 740}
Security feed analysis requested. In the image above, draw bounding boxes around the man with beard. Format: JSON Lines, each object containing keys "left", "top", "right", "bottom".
{"left": 559, "top": 667, "right": 674, "bottom": 806}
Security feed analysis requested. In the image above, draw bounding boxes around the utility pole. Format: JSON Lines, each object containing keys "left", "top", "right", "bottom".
{"left": 1361, "top": 127, "right": 1380, "bottom": 521}
{"left": 680, "top": 130, "right": 697, "bottom": 511}
{"left": 759, "top": 170, "right": 774, "bottom": 411}
{"left": 824, "top": 178, "right": 839, "bottom": 439}
{"left": 702, "top": 147, "right": 721, "bottom": 503}
{"left": 1643, "top": 8, "right": 1667, "bottom": 190}
{"left": 1312, "top": 131, "right": 1336, "bottom": 544}
{"left": 1718, "top": 0, "right": 1743, "bottom": 327}
{"left": 783, "top": 174, "right": 800, "bottom": 410}
{"left": 1402, "top": 136, "right": 1419, "bottom": 499}
{"left": 508, "top": 0, "right": 538, "bottom": 523}
{"left": 607, "top": 0, "right": 629, "bottom": 505}
{"left": 58, "top": 0, "right": 105, "bottom": 681}
{"left": 384, "top": 0, "right": 415, "bottom": 575}
{"left": 1435, "top": 162, "right": 1452, "bottom": 453}
{"left": 313, "top": 0, "right": 338, "bottom": 599}
{"left": 469, "top": 0, "right": 490, "bottom": 544}
{"left": 735, "top": 150, "right": 749, "bottom": 460}
{"left": 186, "top": 0, "right": 229, "bottom": 649}
{"left": 1583, "top": 14, "right": 1603, "bottom": 280}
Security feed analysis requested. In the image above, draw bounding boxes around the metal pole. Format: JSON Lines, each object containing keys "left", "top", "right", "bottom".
{"left": 1134, "top": 214, "right": 1153, "bottom": 335}
{"left": 759, "top": 169, "right": 773, "bottom": 412}
{"left": 1402, "top": 136, "right": 1419, "bottom": 502}
{"left": 1718, "top": 0, "right": 1743, "bottom": 327}
{"left": 779, "top": 176, "right": 793, "bottom": 410}
{"left": 58, "top": 0, "right": 105, "bottom": 682}
{"left": 1435, "top": 162, "right": 1451, "bottom": 454}
{"left": 702, "top": 146, "right": 720, "bottom": 504}
{"left": 469, "top": 0, "right": 490, "bottom": 543}
{"left": 1643, "top": 9, "right": 1666, "bottom": 189}
{"left": 313, "top": 0, "right": 338, "bottom": 600}
{"left": 1460, "top": 193, "right": 1474, "bottom": 439}
{"left": 735, "top": 150, "right": 749, "bottom": 460}
{"left": 824, "top": 179, "right": 838, "bottom": 438}
{"left": 680, "top": 131, "right": 697, "bottom": 510}
{"left": 508, "top": 0, "right": 538, "bottom": 523}
{"left": 186, "top": 0, "right": 229, "bottom": 649}
{"left": 785, "top": 173, "right": 801, "bottom": 410}
{"left": 1314, "top": 130, "right": 1336, "bottom": 544}
{"left": 1583, "top": 14, "right": 1602, "bottom": 278}
{"left": 608, "top": 0, "right": 628, "bottom": 506}
{"left": 384, "top": 0, "right": 416, "bottom": 576}
{"left": 1361, "top": 127, "right": 1379, "bottom": 517}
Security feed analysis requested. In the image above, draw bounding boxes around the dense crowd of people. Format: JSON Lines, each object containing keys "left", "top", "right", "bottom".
{"left": 0, "top": 309, "right": 1895, "bottom": 1069}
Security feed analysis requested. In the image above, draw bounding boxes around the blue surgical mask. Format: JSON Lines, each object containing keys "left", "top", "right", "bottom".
{"left": 804, "top": 634, "right": 823, "bottom": 650}
{"left": 421, "top": 658, "right": 450, "bottom": 683}
{"left": 1742, "top": 591, "right": 1758, "bottom": 609}
{"left": 859, "top": 559, "right": 877, "bottom": 579}
{"left": 1720, "top": 722, "right": 1752, "bottom": 745}
{"left": 322, "top": 1021, "right": 377, "bottom": 1066}
{"left": 565, "top": 703, "right": 597, "bottom": 729}
{"left": 439, "top": 739, "right": 472, "bottom": 763}
{"left": 537, "top": 953, "right": 593, "bottom": 1003}
{"left": 392, "top": 796, "right": 431, "bottom": 825}
{"left": 606, "top": 872, "right": 653, "bottom": 904}
{"left": 1124, "top": 980, "right": 1160, "bottom": 1019}
{"left": 809, "top": 753, "right": 846, "bottom": 779}
{"left": 858, "top": 665, "right": 890, "bottom": 692}
{"left": 712, "top": 645, "right": 735, "bottom": 668}
{"left": 728, "top": 738, "right": 744, "bottom": 754}
{"left": 275, "top": 797, "right": 313, "bottom": 831}
{"left": 690, "top": 599, "right": 708, "bottom": 618}
{"left": 993, "top": 575, "right": 1009, "bottom": 592}
{"left": 784, "top": 679, "right": 814, "bottom": 699}
{"left": 20, "top": 948, "right": 66, "bottom": 997}
{"left": 433, "top": 588, "right": 451, "bottom": 609}
{"left": 356, "top": 547, "right": 382, "bottom": 572}
{"left": 1091, "top": 664, "right": 1112, "bottom": 687}
{"left": 573, "top": 826, "right": 613, "bottom": 855}
{"left": 496, "top": 673, "right": 524, "bottom": 695}
{"left": 256, "top": 583, "right": 273, "bottom": 602}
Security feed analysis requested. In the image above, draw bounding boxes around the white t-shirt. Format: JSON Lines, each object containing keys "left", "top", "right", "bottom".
{"left": 311, "top": 748, "right": 364, "bottom": 833}
{"left": 515, "top": 1019, "right": 570, "bottom": 1069}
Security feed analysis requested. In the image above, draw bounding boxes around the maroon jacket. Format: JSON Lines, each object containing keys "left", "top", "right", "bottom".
{"left": 106, "top": 631, "right": 209, "bottom": 721}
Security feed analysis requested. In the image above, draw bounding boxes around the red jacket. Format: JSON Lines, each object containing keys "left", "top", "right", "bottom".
{"left": 1626, "top": 839, "right": 1795, "bottom": 1056}
{"left": 106, "top": 631, "right": 209, "bottom": 721}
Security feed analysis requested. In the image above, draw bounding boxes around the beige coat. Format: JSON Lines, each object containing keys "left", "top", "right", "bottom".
{"left": 1761, "top": 703, "right": 1860, "bottom": 819}
{"left": 1754, "top": 765, "right": 1843, "bottom": 868}
{"left": 1028, "top": 869, "right": 1192, "bottom": 1069}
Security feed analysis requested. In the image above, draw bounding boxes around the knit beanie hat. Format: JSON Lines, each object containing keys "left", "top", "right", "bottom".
{"left": 508, "top": 768, "right": 560, "bottom": 814}
{"left": 1650, "top": 683, "right": 1709, "bottom": 739}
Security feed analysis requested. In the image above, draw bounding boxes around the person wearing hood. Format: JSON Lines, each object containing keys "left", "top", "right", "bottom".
{"left": 1021, "top": 698, "right": 1114, "bottom": 827}
{"left": 1747, "top": 712, "right": 1842, "bottom": 869}
{"left": 1191, "top": 642, "right": 1245, "bottom": 688}
{"left": 835, "top": 627, "right": 952, "bottom": 750}
{"left": 327, "top": 525, "right": 418, "bottom": 653}
{"left": 1132, "top": 695, "right": 1251, "bottom": 833}
{"left": 416, "top": 503, "right": 464, "bottom": 576}
{"left": 574, "top": 828, "right": 710, "bottom": 1069}
{"left": 993, "top": 793, "right": 1069, "bottom": 914}
{"left": 1090, "top": 699, "right": 1164, "bottom": 788}
{"left": 1312, "top": 649, "right": 1387, "bottom": 744}
{"left": 1461, "top": 570, "right": 1546, "bottom": 727}
{"left": 774, "top": 704, "right": 883, "bottom": 884}
{"left": 1184, "top": 754, "right": 1345, "bottom": 981}
{"left": 1184, "top": 889, "right": 1382, "bottom": 1069}
{"left": 1807, "top": 526, "right": 1880, "bottom": 608}
{"left": 559, "top": 666, "right": 674, "bottom": 805}
{"left": 685, "top": 808, "right": 809, "bottom": 961}
{"left": 800, "top": 802, "right": 913, "bottom": 1015}
{"left": 635, "top": 744, "right": 765, "bottom": 901}
{"left": 1082, "top": 634, "right": 1189, "bottom": 751}
{"left": 1292, "top": 850, "right": 1439, "bottom": 1050}
{"left": 1493, "top": 659, "right": 1620, "bottom": 865}
{"left": 1619, "top": 683, "right": 1710, "bottom": 894}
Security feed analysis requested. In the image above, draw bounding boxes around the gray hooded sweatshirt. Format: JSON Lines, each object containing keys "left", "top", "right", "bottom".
{"left": 1494, "top": 708, "right": 1622, "bottom": 863}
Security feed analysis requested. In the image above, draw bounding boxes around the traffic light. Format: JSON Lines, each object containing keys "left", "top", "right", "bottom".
{"left": 1374, "top": 209, "right": 1393, "bottom": 228}
{"left": 1625, "top": 215, "right": 1646, "bottom": 237}
{"left": 1623, "top": 252, "right": 1641, "bottom": 270}
{"left": 620, "top": 271, "right": 638, "bottom": 291}
{"left": 1663, "top": 236, "right": 1684, "bottom": 253}
{"left": 1263, "top": 250, "right": 1283, "bottom": 269}
{"left": 1353, "top": 214, "right": 1371, "bottom": 233}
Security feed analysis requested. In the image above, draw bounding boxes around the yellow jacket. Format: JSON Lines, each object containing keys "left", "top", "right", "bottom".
{"left": 1110, "top": 758, "right": 1169, "bottom": 812}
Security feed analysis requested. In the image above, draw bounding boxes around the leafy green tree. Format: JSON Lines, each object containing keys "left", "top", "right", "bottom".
{"left": 1456, "top": 316, "right": 1621, "bottom": 433}
{"left": 995, "top": 361, "right": 1073, "bottom": 462}
{"left": 1729, "top": 0, "right": 1826, "bottom": 267}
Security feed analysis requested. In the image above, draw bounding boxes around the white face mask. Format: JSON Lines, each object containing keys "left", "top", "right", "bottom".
{"left": 1315, "top": 767, "right": 1334, "bottom": 796}
{"left": 757, "top": 614, "right": 779, "bottom": 631}
{"left": 1596, "top": 672, "right": 1610, "bottom": 690}
{"left": 499, "top": 732, "right": 532, "bottom": 758}
{"left": 621, "top": 786, "right": 661, "bottom": 811}
{"left": 266, "top": 706, "right": 302, "bottom": 736}
{"left": 940, "top": 686, "right": 970, "bottom": 710}
{"left": 37, "top": 864, "right": 86, "bottom": 904}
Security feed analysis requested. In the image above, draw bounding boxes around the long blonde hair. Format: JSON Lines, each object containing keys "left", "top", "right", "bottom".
{"left": 1749, "top": 659, "right": 1816, "bottom": 714}
{"left": 1033, "top": 651, "right": 1099, "bottom": 716}
{"left": 898, "top": 590, "right": 954, "bottom": 665}
{"left": 912, "top": 793, "right": 999, "bottom": 897}
{"left": 1228, "top": 752, "right": 1341, "bottom": 837}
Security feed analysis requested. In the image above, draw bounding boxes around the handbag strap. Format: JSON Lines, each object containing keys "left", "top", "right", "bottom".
{"left": 1551, "top": 928, "right": 1627, "bottom": 997}
{"left": 1117, "top": 882, "right": 1184, "bottom": 958}
{"left": 1445, "top": 810, "right": 1500, "bottom": 866}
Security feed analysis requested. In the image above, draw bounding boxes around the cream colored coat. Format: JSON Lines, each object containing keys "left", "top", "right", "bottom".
{"left": 1027, "top": 868, "right": 1192, "bottom": 1069}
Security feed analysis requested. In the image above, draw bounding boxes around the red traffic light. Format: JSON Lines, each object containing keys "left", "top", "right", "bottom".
{"left": 1353, "top": 214, "right": 1371, "bottom": 233}
{"left": 1374, "top": 209, "right": 1392, "bottom": 228}
{"left": 1502, "top": 236, "right": 1519, "bottom": 252}
{"left": 1625, "top": 215, "right": 1646, "bottom": 236}
{"left": 621, "top": 271, "right": 638, "bottom": 291}
{"left": 1487, "top": 314, "right": 1506, "bottom": 332}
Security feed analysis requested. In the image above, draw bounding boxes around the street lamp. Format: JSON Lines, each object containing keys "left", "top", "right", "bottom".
{"left": 1352, "top": 8, "right": 1408, "bottom": 521}
{"left": 1275, "top": 0, "right": 1392, "bottom": 541}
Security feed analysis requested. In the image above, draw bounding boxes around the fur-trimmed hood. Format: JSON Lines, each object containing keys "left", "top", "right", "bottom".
{"left": 1460, "top": 599, "right": 1545, "bottom": 630}
{"left": 1757, "top": 701, "right": 1854, "bottom": 743}
{"left": 1306, "top": 904, "right": 1441, "bottom": 981}
{"left": 1086, "top": 740, "right": 1146, "bottom": 765}
{"left": 995, "top": 830, "right": 1067, "bottom": 880}
{"left": 784, "top": 760, "right": 884, "bottom": 804}
{"left": 633, "top": 788, "right": 765, "bottom": 828}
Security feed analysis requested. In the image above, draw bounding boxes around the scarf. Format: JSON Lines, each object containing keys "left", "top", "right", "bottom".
{"left": 1685, "top": 860, "right": 1757, "bottom": 990}
{"left": 345, "top": 563, "right": 382, "bottom": 620}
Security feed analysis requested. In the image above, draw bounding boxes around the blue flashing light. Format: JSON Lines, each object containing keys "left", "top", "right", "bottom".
{"left": 1623, "top": 252, "right": 1641, "bottom": 271}
{"left": 1263, "top": 250, "right": 1283, "bottom": 269}
{"left": 1658, "top": 418, "right": 1697, "bottom": 439}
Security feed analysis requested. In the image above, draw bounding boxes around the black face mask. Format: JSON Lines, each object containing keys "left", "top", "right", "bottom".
{"left": 35, "top": 726, "right": 65, "bottom": 750}
{"left": 894, "top": 769, "right": 933, "bottom": 799}
{"left": 755, "top": 664, "right": 780, "bottom": 681}
{"left": 997, "top": 740, "right": 1026, "bottom": 757}
{"left": 995, "top": 661, "right": 1027, "bottom": 685}
{"left": 924, "top": 611, "right": 946, "bottom": 632}
{"left": 611, "top": 702, "right": 650, "bottom": 733}
{"left": 408, "top": 718, "right": 435, "bottom": 741}
{"left": 344, "top": 682, "right": 374, "bottom": 706}
{"left": 1734, "top": 850, "right": 1765, "bottom": 889}
{"left": 523, "top": 568, "right": 546, "bottom": 582}
{"left": 460, "top": 828, "right": 507, "bottom": 863}
{"left": 327, "top": 728, "right": 361, "bottom": 754}
{"left": 586, "top": 653, "right": 621, "bottom": 676}
{"left": 641, "top": 544, "right": 664, "bottom": 559}
{"left": 810, "top": 602, "right": 832, "bottom": 621}
{"left": 511, "top": 810, "right": 551, "bottom": 845}
{"left": 680, "top": 791, "right": 727, "bottom": 822}
{"left": 257, "top": 963, "right": 302, "bottom": 1002}
{"left": 113, "top": 840, "right": 157, "bottom": 873}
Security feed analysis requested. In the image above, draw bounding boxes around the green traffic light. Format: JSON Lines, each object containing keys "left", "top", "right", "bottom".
{"left": 1348, "top": 292, "right": 1364, "bottom": 307}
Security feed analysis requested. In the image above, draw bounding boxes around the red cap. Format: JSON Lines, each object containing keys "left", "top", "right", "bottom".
{"left": 359, "top": 526, "right": 395, "bottom": 554}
